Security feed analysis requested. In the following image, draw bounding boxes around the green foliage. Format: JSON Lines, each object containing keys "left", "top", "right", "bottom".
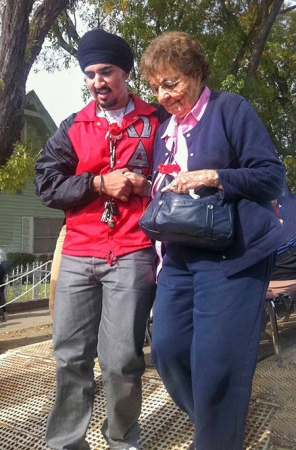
{"left": 6, "top": 252, "right": 37, "bottom": 272}
{"left": 5, "top": 252, "right": 52, "bottom": 273}
{"left": 37, "top": 253, "right": 54, "bottom": 263}
{"left": 0, "top": 143, "right": 37, "bottom": 194}
{"left": 283, "top": 156, "right": 296, "bottom": 194}
{"left": 220, "top": 75, "right": 245, "bottom": 94}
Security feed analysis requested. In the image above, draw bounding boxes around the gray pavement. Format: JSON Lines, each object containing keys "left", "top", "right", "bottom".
{"left": 1, "top": 305, "right": 296, "bottom": 448}
{"left": 1, "top": 304, "right": 296, "bottom": 363}
{"left": 0, "top": 307, "right": 51, "bottom": 333}
{"left": 0, "top": 306, "right": 155, "bottom": 363}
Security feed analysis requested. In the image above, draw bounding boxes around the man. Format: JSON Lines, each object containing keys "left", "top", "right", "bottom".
{"left": 35, "top": 29, "right": 163, "bottom": 450}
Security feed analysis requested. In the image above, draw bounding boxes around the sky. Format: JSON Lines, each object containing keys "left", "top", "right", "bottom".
{"left": 26, "top": 65, "right": 87, "bottom": 126}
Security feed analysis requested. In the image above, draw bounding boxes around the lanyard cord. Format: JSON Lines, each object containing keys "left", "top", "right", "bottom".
{"left": 108, "top": 133, "right": 116, "bottom": 171}
{"left": 99, "top": 101, "right": 129, "bottom": 172}
{"left": 98, "top": 100, "right": 129, "bottom": 229}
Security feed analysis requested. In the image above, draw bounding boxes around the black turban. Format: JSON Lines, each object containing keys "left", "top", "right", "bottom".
{"left": 77, "top": 29, "right": 134, "bottom": 73}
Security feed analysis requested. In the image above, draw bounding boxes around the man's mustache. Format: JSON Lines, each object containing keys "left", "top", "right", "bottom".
{"left": 95, "top": 87, "right": 111, "bottom": 94}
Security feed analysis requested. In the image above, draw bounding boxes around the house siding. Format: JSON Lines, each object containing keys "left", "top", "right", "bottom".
{"left": 0, "top": 181, "right": 64, "bottom": 255}
{"left": 24, "top": 115, "right": 53, "bottom": 152}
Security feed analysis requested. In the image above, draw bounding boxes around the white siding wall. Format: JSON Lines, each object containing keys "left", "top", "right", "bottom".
{"left": 0, "top": 181, "right": 64, "bottom": 255}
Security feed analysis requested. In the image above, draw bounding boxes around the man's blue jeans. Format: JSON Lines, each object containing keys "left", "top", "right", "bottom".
{"left": 46, "top": 249, "right": 155, "bottom": 450}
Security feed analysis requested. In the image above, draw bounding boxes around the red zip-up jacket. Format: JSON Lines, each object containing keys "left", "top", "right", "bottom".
{"left": 35, "top": 94, "right": 162, "bottom": 260}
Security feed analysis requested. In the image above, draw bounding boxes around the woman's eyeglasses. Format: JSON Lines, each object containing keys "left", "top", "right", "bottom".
{"left": 150, "top": 79, "right": 181, "bottom": 96}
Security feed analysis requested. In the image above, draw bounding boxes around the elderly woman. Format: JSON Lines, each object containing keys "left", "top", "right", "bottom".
{"left": 140, "top": 31, "right": 286, "bottom": 450}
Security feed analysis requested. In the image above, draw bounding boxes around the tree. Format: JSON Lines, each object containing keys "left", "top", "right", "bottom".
{"left": 0, "top": 0, "right": 71, "bottom": 166}
{"left": 198, "top": 0, "right": 296, "bottom": 159}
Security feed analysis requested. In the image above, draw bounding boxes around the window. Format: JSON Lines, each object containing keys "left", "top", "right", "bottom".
{"left": 22, "top": 217, "right": 64, "bottom": 254}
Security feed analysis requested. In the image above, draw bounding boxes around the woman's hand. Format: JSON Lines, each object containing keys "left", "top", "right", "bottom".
{"left": 161, "top": 169, "right": 221, "bottom": 194}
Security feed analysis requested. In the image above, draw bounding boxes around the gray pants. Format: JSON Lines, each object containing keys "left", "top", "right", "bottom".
{"left": 46, "top": 249, "right": 155, "bottom": 450}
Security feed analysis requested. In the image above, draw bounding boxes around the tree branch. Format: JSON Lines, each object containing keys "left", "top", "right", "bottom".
{"left": 247, "top": 0, "right": 284, "bottom": 77}
{"left": 279, "top": 5, "right": 296, "bottom": 14}
{"left": 24, "top": 0, "right": 70, "bottom": 76}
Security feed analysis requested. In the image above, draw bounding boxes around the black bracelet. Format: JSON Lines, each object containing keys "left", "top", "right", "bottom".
{"left": 99, "top": 174, "right": 103, "bottom": 196}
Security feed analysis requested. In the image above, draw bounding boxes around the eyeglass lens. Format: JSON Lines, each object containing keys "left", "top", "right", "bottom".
{"left": 150, "top": 79, "right": 181, "bottom": 95}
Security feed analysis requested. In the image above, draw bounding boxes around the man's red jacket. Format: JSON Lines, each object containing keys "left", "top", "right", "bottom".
{"left": 35, "top": 94, "right": 162, "bottom": 260}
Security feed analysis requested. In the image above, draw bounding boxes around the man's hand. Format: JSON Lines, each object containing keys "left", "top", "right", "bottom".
{"left": 92, "top": 168, "right": 133, "bottom": 202}
{"left": 123, "top": 171, "right": 151, "bottom": 196}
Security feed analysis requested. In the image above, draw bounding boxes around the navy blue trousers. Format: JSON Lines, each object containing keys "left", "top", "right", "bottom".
{"left": 152, "top": 247, "right": 274, "bottom": 450}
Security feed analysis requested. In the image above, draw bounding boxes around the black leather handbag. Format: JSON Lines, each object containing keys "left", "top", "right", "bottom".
{"left": 139, "top": 187, "right": 236, "bottom": 250}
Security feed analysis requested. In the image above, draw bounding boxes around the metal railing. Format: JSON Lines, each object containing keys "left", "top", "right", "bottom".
{"left": 0, "top": 260, "right": 52, "bottom": 308}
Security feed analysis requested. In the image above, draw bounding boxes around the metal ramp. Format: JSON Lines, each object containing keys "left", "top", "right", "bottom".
{"left": 1, "top": 340, "right": 296, "bottom": 449}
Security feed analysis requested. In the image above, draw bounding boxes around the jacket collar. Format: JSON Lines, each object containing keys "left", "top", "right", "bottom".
{"left": 74, "top": 93, "right": 157, "bottom": 123}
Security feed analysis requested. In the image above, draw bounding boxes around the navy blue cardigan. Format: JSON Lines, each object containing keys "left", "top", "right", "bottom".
{"left": 152, "top": 91, "right": 286, "bottom": 277}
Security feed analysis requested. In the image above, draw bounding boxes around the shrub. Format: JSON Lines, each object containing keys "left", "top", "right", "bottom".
{"left": 6, "top": 252, "right": 37, "bottom": 272}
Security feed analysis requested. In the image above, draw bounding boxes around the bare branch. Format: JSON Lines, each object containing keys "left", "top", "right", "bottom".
{"left": 24, "top": 0, "right": 69, "bottom": 76}
{"left": 279, "top": 5, "right": 296, "bottom": 14}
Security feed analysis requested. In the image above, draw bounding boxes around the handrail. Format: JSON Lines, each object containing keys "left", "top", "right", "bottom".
{"left": 0, "top": 260, "right": 51, "bottom": 288}
{"left": 0, "top": 260, "right": 52, "bottom": 308}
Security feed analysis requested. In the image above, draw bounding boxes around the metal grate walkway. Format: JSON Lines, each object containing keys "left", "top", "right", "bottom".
{"left": 1, "top": 340, "right": 296, "bottom": 449}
